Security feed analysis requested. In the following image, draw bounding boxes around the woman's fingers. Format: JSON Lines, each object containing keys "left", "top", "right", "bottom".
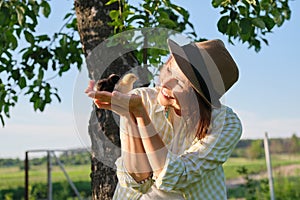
{"left": 85, "top": 80, "right": 95, "bottom": 93}
{"left": 85, "top": 82, "right": 142, "bottom": 116}
{"left": 94, "top": 99, "right": 111, "bottom": 109}
{"left": 87, "top": 90, "right": 112, "bottom": 103}
{"left": 94, "top": 99, "right": 131, "bottom": 116}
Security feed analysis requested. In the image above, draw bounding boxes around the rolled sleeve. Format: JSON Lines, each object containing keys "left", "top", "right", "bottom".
{"left": 154, "top": 151, "right": 185, "bottom": 191}
{"left": 115, "top": 157, "right": 154, "bottom": 194}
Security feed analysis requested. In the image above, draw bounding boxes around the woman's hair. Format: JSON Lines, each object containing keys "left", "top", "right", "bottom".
{"left": 194, "top": 89, "right": 212, "bottom": 140}
{"left": 163, "top": 55, "right": 213, "bottom": 140}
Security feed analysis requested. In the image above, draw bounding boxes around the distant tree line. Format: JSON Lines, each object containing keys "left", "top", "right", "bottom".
{"left": 1, "top": 134, "right": 300, "bottom": 167}
{"left": 232, "top": 133, "right": 300, "bottom": 159}
{"left": 0, "top": 148, "right": 91, "bottom": 168}
{"left": 0, "top": 158, "right": 22, "bottom": 167}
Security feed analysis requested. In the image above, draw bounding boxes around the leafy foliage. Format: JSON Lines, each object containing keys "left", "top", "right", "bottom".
{"left": 228, "top": 166, "right": 270, "bottom": 199}
{"left": 0, "top": 0, "right": 293, "bottom": 126}
{"left": 0, "top": 0, "right": 82, "bottom": 126}
{"left": 247, "top": 139, "right": 264, "bottom": 159}
{"left": 105, "top": 0, "right": 198, "bottom": 69}
{"left": 212, "top": 0, "right": 291, "bottom": 51}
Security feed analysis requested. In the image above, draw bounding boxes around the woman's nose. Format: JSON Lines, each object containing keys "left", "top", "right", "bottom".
{"left": 161, "top": 78, "right": 177, "bottom": 89}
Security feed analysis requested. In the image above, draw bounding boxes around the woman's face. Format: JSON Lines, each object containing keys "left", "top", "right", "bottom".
{"left": 157, "top": 57, "right": 197, "bottom": 116}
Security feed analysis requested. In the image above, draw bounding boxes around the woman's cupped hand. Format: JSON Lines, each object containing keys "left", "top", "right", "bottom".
{"left": 85, "top": 80, "right": 144, "bottom": 117}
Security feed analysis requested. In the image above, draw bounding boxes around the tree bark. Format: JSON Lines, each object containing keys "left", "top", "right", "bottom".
{"left": 74, "top": 0, "right": 138, "bottom": 199}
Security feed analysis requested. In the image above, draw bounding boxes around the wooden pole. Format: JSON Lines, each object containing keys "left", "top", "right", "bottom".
{"left": 264, "top": 132, "right": 275, "bottom": 200}
{"left": 47, "top": 151, "right": 52, "bottom": 200}
{"left": 25, "top": 151, "right": 29, "bottom": 200}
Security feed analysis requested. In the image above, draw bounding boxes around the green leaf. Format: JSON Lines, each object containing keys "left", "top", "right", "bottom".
{"left": 26, "top": 7, "right": 38, "bottom": 27}
{"left": 169, "top": 4, "right": 189, "bottom": 19}
{"left": 252, "top": 18, "right": 265, "bottom": 29}
{"left": 105, "top": 0, "right": 118, "bottom": 6}
{"left": 217, "top": 16, "right": 229, "bottom": 34}
{"left": 212, "top": 0, "right": 223, "bottom": 8}
{"left": 230, "top": 10, "right": 238, "bottom": 20}
{"left": 238, "top": 6, "right": 248, "bottom": 17}
{"left": 38, "top": 67, "right": 44, "bottom": 80}
{"left": 24, "top": 67, "right": 35, "bottom": 80}
{"left": 261, "top": 16, "right": 275, "bottom": 31}
{"left": 44, "top": 84, "right": 51, "bottom": 104}
{"left": 109, "top": 10, "right": 119, "bottom": 20}
{"left": 24, "top": 31, "right": 35, "bottom": 45}
{"left": 11, "top": 70, "right": 20, "bottom": 81}
{"left": 127, "top": 14, "right": 147, "bottom": 24}
{"left": 19, "top": 77, "right": 27, "bottom": 89}
{"left": 271, "top": 9, "right": 282, "bottom": 26}
{"left": 231, "top": 0, "right": 239, "bottom": 4}
{"left": 36, "top": 34, "right": 50, "bottom": 42}
{"left": 240, "top": 18, "right": 252, "bottom": 34}
{"left": 63, "top": 12, "right": 73, "bottom": 20}
{"left": 159, "top": 10, "right": 169, "bottom": 19}
{"left": 30, "top": 92, "right": 39, "bottom": 103}
{"left": 240, "top": 31, "right": 251, "bottom": 42}
{"left": 142, "top": 3, "right": 154, "bottom": 15}
{"left": 158, "top": 18, "right": 177, "bottom": 28}
{"left": 0, "top": 7, "right": 9, "bottom": 26}
{"left": 16, "top": 28, "right": 22, "bottom": 38}
{"left": 58, "top": 65, "right": 70, "bottom": 76}
{"left": 41, "top": 0, "right": 51, "bottom": 18}
{"left": 228, "top": 21, "right": 239, "bottom": 37}
{"left": 261, "top": 37, "right": 269, "bottom": 45}
{"left": 52, "top": 61, "right": 56, "bottom": 71}
{"left": 33, "top": 98, "right": 40, "bottom": 110}
{"left": 4, "top": 104, "right": 9, "bottom": 116}
{"left": 12, "top": 95, "right": 18, "bottom": 102}
{"left": 8, "top": 33, "right": 18, "bottom": 50}
{"left": 260, "top": 0, "right": 270, "bottom": 10}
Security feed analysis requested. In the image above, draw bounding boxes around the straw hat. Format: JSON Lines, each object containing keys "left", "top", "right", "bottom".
{"left": 167, "top": 39, "right": 239, "bottom": 106}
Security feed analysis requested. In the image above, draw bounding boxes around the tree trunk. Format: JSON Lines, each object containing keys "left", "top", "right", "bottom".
{"left": 74, "top": 0, "right": 138, "bottom": 199}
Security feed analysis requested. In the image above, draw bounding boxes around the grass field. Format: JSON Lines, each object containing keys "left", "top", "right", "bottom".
{"left": 0, "top": 164, "right": 91, "bottom": 190}
{"left": 2, "top": 154, "right": 300, "bottom": 189}
{"left": 223, "top": 154, "right": 300, "bottom": 179}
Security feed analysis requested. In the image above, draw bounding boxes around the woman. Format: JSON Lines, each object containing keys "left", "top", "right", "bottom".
{"left": 85, "top": 39, "right": 242, "bottom": 199}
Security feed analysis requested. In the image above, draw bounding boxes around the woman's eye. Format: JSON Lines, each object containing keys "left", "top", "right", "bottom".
{"left": 177, "top": 80, "right": 184, "bottom": 88}
{"left": 166, "top": 66, "right": 171, "bottom": 73}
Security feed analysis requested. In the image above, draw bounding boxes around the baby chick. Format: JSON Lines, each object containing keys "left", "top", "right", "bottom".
{"left": 93, "top": 74, "right": 120, "bottom": 125}
{"left": 93, "top": 73, "right": 138, "bottom": 126}
{"left": 114, "top": 73, "right": 138, "bottom": 93}
{"left": 94, "top": 74, "right": 120, "bottom": 92}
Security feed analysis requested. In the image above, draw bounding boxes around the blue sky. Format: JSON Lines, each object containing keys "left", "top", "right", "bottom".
{"left": 1, "top": 0, "right": 300, "bottom": 159}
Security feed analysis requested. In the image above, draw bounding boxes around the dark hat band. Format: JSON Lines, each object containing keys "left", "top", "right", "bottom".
{"left": 181, "top": 43, "right": 219, "bottom": 105}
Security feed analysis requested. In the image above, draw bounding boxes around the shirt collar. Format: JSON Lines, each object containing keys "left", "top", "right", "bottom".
{"left": 154, "top": 103, "right": 165, "bottom": 113}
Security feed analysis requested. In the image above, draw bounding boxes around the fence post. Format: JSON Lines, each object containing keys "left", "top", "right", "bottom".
{"left": 264, "top": 132, "right": 275, "bottom": 200}
{"left": 47, "top": 151, "right": 52, "bottom": 200}
{"left": 25, "top": 151, "right": 29, "bottom": 200}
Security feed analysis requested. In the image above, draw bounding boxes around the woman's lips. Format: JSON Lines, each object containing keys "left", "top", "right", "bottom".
{"left": 161, "top": 88, "right": 174, "bottom": 99}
